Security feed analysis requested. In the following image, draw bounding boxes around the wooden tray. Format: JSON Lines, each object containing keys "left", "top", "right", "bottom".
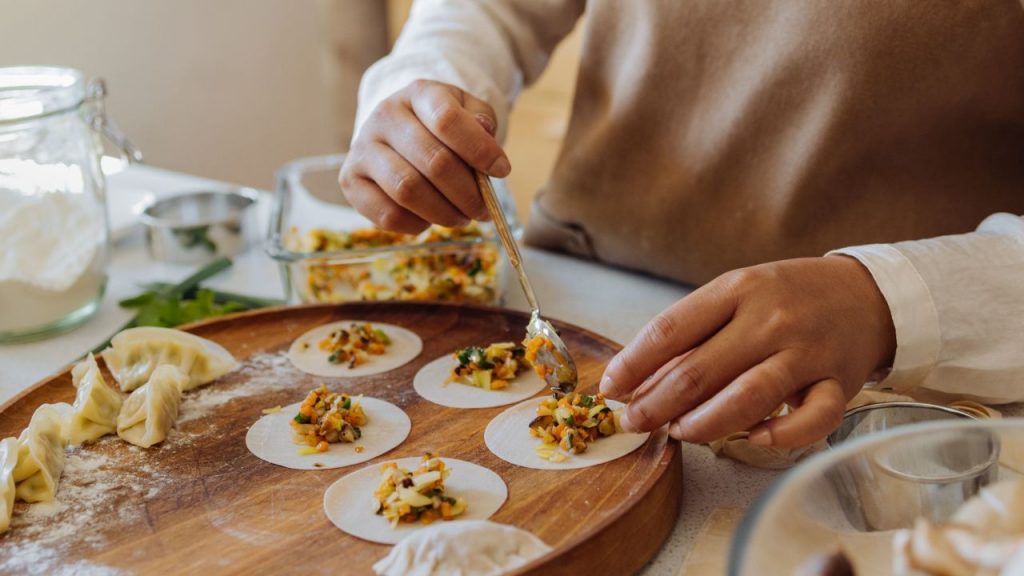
{"left": 0, "top": 302, "right": 682, "bottom": 575}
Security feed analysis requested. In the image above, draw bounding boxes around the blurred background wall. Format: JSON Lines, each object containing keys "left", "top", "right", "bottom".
{"left": 0, "top": 0, "right": 582, "bottom": 215}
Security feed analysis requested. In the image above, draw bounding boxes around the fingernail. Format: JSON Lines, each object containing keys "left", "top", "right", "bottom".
{"left": 619, "top": 411, "right": 637, "bottom": 433}
{"left": 668, "top": 421, "right": 682, "bottom": 439}
{"left": 599, "top": 375, "right": 616, "bottom": 396}
{"left": 749, "top": 427, "right": 773, "bottom": 447}
{"left": 487, "top": 156, "right": 511, "bottom": 177}
{"left": 474, "top": 113, "right": 496, "bottom": 135}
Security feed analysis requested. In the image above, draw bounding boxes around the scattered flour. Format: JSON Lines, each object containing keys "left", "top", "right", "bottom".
{"left": 0, "top": 351, "right": 294, "bottom": 574}
{"left": 177, "top": 352, "right": 298, "bottom": 425}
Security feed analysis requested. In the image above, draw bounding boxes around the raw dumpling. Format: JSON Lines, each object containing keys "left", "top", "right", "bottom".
{"left": 101, "top": 326, "right": 239, "bottom": 392}
{"left": 1, "top": 437, "right": 17, "bottom": 533}
{"left": 12, "top": 404, "right": 67, "bottom": 503}
{"left": 116, "top": 365, "right": 186, "bottom": 448}
{"left": 65, "top": 353, "right": 123, "bottom": 445}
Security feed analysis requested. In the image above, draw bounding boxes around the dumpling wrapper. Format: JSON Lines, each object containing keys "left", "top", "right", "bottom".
{"left": 245, "top": 398, "right": 410, "bottom": 470}
{"left": 117, "top": 365, "right": 186, "bottom": 449}
{"left": 0, "top": 436, "right": 18, "bottom": 533}
{"left": 323, "top": 457, "right": 507, "bottom": 545}
{"left": 372, "top": 520, "right": 551, "bottom": 576}
{"left": 65, "top": 353, "right": 123, "bottom": 445}
{"left": 484, "top": 398, "right": 650, "bottom": 470}
{"left": 413, "top": 353, "right": 547, "bottom": 409}
{"left": 102, "top": 326, "right": 239, "bottom": 392}
{"left": 287, "top": 321, "right": 422, "bottom": 378}
{"left": 12, "top": 404, "right": 67, "bottom": 503}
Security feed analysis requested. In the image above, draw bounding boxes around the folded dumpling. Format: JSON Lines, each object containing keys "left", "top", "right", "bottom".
{"left": 101, "top": 326, "right": 239, "bottom": 392}
{"left": 1, "top": 436, "right": 17, "bottom": 533}
{"left": 64, "top": 353, "right": 124, "bottom": 445}
{"left": 117, "top": 365, "right": 186, "bottom": 448}
{"left": 12, "top": 404, "right": 67, "bottom": 503}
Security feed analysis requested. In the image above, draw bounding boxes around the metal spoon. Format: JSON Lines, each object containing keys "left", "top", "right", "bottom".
{"left": 475, "top": 171, "right": 578, "bottom": 396}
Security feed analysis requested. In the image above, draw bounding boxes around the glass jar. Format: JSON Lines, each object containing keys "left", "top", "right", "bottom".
{"left": 0, "top": 66, "right": 141, "bottom": 343}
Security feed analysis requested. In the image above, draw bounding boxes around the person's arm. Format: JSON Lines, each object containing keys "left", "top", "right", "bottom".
{"left": 832, "top": 212, "right": 1024, "bottom": 404}
{"left": 340, "top": 0, "right": 584, "bottom": 233}
{"left": 600, "top": 212, "right": 1024, "bottom": 450}
{"left": 357, "top": 0, "right": 584, "bottom": 142}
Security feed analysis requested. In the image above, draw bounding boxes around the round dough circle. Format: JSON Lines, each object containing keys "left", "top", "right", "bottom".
{"left": 287, "top": 321, "right": 423, "bottom": 378}
{"left": 413, "top": 353, "right": 548, "bottom": 409}
{"left": 246, "top": 398, "right": 410, "bottom": 470}
{"left": 485, "top": 398, "right": 650, "bottom": 470}
{"left": 323, "top": 457, "right": 508, "bottom": 544}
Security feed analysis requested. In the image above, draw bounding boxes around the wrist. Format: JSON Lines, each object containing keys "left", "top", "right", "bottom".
{"left": 828, "top": 254, "right": 897, "bottom": 372}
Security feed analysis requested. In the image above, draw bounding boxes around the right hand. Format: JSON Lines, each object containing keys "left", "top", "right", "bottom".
{"left": 339, "top": 79, "right": 512, "bottom": 234}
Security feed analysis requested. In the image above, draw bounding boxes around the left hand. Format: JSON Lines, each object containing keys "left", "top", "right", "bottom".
{"left": 599, "top": 256, "right": 897, "bottom": 448}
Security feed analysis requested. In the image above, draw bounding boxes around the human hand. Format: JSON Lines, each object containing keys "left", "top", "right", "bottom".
{"left": 600, "top": 256, "right": 897, "bottom": 449}
{"left": 338, "top": 80, "right": 511, "bottom": 234}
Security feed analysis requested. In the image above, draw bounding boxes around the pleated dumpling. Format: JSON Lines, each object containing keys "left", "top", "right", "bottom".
{"left": 12, "top": 404, "right": 67, "bottom": 503}
{"left": 116, "top": 365, "right": 186, "bottom": 449}
{"left": 65, "top": 353, "right": 123, "bottom": 445}
{"left": 101, "top": 326, "right": 239, "bottom": 392}
{"left": 1, "top": 436, "right": 17, "bottom": 533}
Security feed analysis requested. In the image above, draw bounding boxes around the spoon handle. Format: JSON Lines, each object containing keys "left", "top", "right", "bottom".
{"left": 475, "top": 171, "right": 540, "bottom": 313}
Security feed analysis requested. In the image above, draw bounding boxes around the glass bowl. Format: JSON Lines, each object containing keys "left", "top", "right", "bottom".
{"left": 729, "top": 419, "right": 1024, "bottom": 575}
{"left": 267, "top": 154, "right": 516, "bottom": 305}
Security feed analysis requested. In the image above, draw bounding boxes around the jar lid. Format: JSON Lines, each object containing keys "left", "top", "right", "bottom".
{"left": 0, "top": 66, "right": 85, "bottom": 124}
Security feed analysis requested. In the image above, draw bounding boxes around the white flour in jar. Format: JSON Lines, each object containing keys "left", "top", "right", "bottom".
{"left": 0, "top": 190, "right": 106, "bottom": 332}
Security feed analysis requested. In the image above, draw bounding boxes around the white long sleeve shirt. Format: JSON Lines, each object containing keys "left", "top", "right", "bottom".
{"left": 356, "top": 0, "right": 1024, "bottom": 404}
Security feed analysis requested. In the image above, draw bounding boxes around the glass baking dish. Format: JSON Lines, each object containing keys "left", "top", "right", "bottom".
{"left": 267, "top": 154, "right": 516, "bottom": 305}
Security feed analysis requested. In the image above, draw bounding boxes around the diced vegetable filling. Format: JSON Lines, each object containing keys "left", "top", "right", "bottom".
{"left": 372, "top": 454, "right": 467, "bottom": 527}
{"left": 530, "top": 393, "right": 621, "bottom": 459}
{"left": 283, "top": 225, "right": 500, "bottom": 304}
{"left": 291, "top": 384, "right": 368, "bottom": 453}
{"left": 318, "top": 322, "right": 391, "bottom": 368}
{"left": 446, "top": 342, "right": 527, "bottom": 391}
{"left": 523, "top": 335, "right": 575, "bottom": 386}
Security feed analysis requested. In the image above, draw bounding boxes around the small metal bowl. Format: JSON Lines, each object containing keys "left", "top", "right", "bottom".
{"left": 141, "top": 189, "right": 259, "bottom": 264}
{"left": 824, "top": 401, "right": 996, "bottom": 532}
{"left": 827, "top": 401, "right": 974, "bottom": 447}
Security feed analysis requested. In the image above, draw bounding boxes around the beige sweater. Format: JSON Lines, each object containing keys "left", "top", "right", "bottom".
{"left": 356, "top": 0, "right": 1024, "bottom": 403}
{"left": 521, "top": 1, "right": 1024, "bottom": 284}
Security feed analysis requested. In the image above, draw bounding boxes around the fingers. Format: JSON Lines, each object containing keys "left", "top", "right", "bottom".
{"left": 408, "top": 82, "right": 511, "bottom": 178}
{"left": 668, "top": 350, "right": 812, "bottom": 444}
{"left": 747, "top": 379, "right": 846, "bottom": 449}
{"left": 381, "top": 105, "right": 488, "bottom": 221}
{"left": 360, "top": 141, "right": 470, "bottom": 228}
{"left": 340, "top": 174, "right": 429, "bottom": 234}
{"left": 618, "top": 319, "right": 770, "bottom": 433}
{"left": 601, "top": 280, "right": 738, "bottom": 400}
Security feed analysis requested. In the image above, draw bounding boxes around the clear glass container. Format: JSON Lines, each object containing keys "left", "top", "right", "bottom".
{"left": 730, "top": 419, "right": 1024, "bottom": 576}
{"left": 268, "top": 154, "right": 515, "bottom": 306}
{"left": 0, "top": 66, "right": 140, "bottom": 342}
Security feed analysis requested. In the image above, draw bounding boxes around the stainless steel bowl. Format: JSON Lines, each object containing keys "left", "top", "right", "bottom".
{"left": 825, "top": 402, "right": 992, "bottom": 532}
{"left": 141, "top": 189, "right": 259, "bottom": 263}
{"left": 827, "top": 401, "right": 973, "bottom": 447}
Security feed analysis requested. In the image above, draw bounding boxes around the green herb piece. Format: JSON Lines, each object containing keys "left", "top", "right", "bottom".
{"left": 294, "top": 413, "right": 311, "bottom": 424}
{"left": 580, "top": 395, "right": 595, "bottom": 408}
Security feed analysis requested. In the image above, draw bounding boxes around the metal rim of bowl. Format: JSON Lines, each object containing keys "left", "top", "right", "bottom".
{"left": 826, "top": 401, "right": 975, "bottom": 448}
{"left": 727, "top": 418, "right": 1019, "bottom": 576}
{"left": 140, "top": 189, "right": 259, "bottom": 229}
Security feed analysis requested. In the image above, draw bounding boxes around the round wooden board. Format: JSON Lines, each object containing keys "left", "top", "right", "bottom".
{"left": 0, "top": 302, "right": 682, "bottom": 575}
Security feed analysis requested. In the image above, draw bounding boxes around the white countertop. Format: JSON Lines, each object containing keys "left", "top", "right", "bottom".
{"left": 0, "top": 165, "right": 779, "bottom": 576}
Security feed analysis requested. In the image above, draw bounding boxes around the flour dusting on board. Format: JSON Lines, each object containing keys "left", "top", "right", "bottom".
{"left": 178, "top": 351, "right": 296, "bottom": 424}
{"left": 0, "top": 351, "right": 294, "bottom": 573}
{"left": 0, "top": 443, "right": 171, "bottom": 575}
